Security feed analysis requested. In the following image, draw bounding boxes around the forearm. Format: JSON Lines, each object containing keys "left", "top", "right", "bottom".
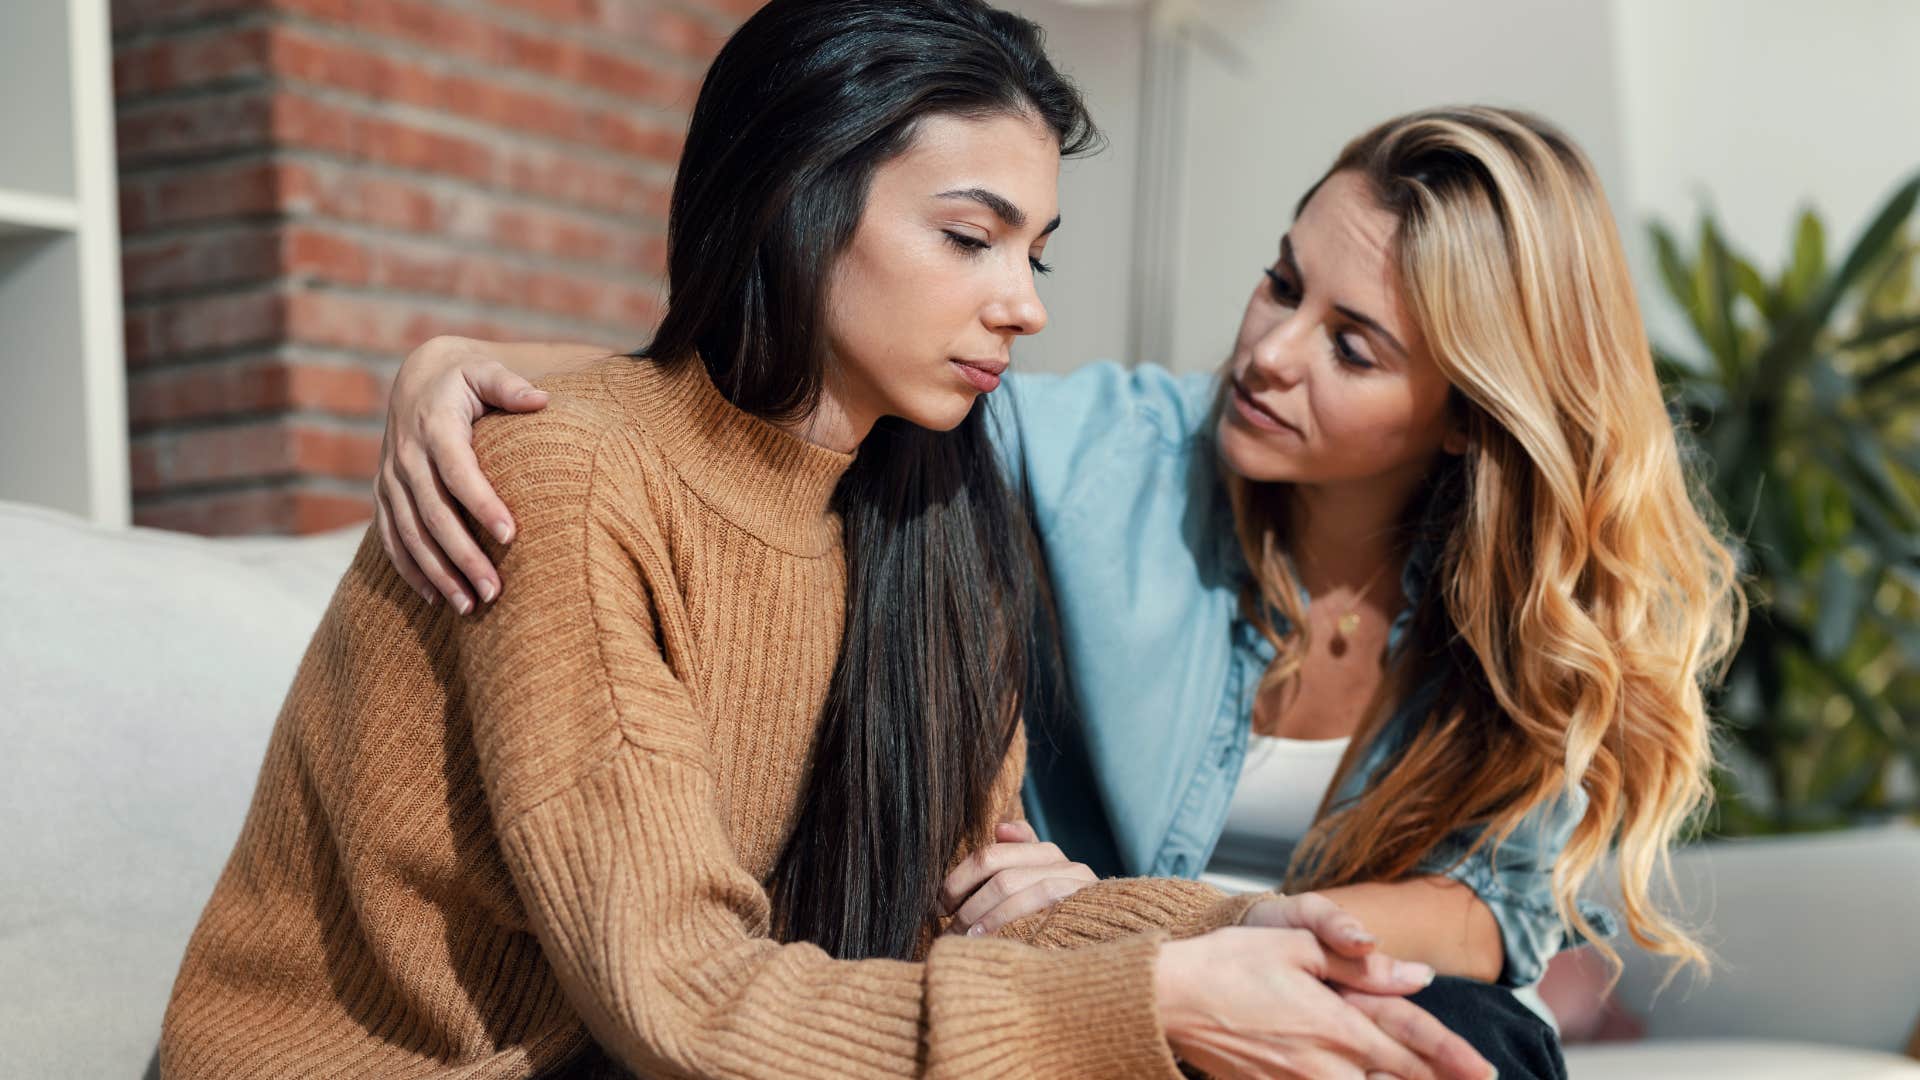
{"left": 1315, "top": 877, "right": 1503, "bottom": 983}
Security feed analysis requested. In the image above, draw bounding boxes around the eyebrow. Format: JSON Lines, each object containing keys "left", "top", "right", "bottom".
{"left": 936, "top": 187, "right": 1062, "bottom": 236}
{"left": 1280, "top": 235, "right": 1408, "bottom": 358}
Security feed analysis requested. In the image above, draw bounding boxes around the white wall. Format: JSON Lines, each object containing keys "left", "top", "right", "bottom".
{"left": 1612, "top": 0, "right": 1920, "bottom": 281}
{"left": 1163, "top": 0, "right": 1631, "bottom": 372}
{"left": 1003, "top": 0, "right": 1149, "bottom": 374}
{"left": 1005, "top": 1, "right": 1919, "bottom": 376}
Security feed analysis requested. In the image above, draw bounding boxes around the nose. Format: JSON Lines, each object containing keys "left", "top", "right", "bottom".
{"left": 987, "top": 265, "right": 1049, "bottom": 337}
{"left": 1247, "top": 313, "right": 1311, "bottom": 388}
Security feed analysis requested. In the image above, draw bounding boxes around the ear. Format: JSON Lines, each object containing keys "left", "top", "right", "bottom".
{"left": 1442, "top": 420, "right": 1469, "bottom": 457}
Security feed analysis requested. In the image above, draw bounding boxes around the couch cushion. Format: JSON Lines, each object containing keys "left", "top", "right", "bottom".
{"left": 0, "top": 501, "right": 361, "bottom": 1079}
{"left": 1565, "top": 1040, "right": 1920, "bottom": 1079}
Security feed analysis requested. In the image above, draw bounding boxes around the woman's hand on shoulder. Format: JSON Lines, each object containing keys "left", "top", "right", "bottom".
{"left": 376, "top": 335, "right": 550, "bottom": 613}
{"left": 939, "top": 821, "right": 1097, "bottom": 937}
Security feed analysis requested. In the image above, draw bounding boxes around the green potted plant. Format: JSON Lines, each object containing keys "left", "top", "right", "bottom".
{"left": 1648, "top": 174, "right": 1920, "bottom": 837}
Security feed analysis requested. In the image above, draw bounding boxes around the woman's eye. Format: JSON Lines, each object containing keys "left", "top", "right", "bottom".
{"left": 1334, "top": 332, "right": 1375, "bottom": 370}
{"left": 1029, "top": 256, "right": 1053, "bottom": 276}
{"left": 1263, "top": 266, "right": 1298, "bottom": 305}
{"left": 943, "top": 231, "right": 990, "bottom": 254}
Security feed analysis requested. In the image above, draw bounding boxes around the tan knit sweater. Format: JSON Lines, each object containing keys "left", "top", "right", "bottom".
{"left": 160, "top": 356, "right": 1258, "bottom": 1079}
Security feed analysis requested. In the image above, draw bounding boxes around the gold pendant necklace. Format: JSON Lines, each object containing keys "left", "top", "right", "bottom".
{"left": 1325, "top": 558, "right": 1396, "bottom": 642}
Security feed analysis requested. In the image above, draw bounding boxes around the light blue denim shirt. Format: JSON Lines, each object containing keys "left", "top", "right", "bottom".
{"left": 988, "top": 361, "right": 1617, "bottom": 988}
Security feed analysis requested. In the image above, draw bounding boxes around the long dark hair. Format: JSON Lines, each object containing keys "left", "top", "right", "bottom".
{"left": 637, "top": 0, "right": 1099, "bottom": 960}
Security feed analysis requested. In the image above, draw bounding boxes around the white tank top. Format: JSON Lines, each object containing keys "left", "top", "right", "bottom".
{"left": 1200, "top": 733, "right": 1350, "bottom": 892}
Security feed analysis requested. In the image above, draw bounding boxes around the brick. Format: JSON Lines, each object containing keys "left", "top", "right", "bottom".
{"left": 290, "top": 425, "right": 381, "bottom": 480}
{"left": 268, "top": 93, "right": 498, "bottom": 185}
{"left": 113, "top": 25, "right": 270, "bottom": 96}
{"left": 133, "top": 486, "right": 372, "bottom": 536}
{"left": 131, "top": 418, "right": 379, "bottom": 492}
{"left": 110, "top": 0, "right": 266, "bottom": 36}
{"left": 128, "top": 355, "right": 386, "bottom": 427}
{"left": 291, "top": 489, "right": 373, "bottom": 533}
{"left": 132, "top": 421, "right": 289, "bottom": 491}
{"left": 257, "top": 32, "right": 689, "bottom": 167}
{"left": 118, "top": 159, "right": 285, "bottom": 232}
{"left": 113, "top": 0, "right": 737, "bottom": 535}
{"left": 281, "top": 225, "right": 372, "bottom": 284}
{"left": 283, "top": 290, "right": 552, "bottom": 357}
{"left": 122, "top": 226, "right": 281, "bottom": 297}
{"left": 116, "top": 87, "right": 274, "bottom": 164}
{"left": 124, "top": 289, "right": 287, "bottom": 365}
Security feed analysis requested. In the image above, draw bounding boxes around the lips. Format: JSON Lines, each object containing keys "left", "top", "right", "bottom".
{"left": 1231, "top": 376, "right": 1302, "bottom": 436}
{"left": 951, "top": 357, "right": 1008, "bottom": 393}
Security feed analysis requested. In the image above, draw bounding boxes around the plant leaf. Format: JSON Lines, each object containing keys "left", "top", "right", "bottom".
{"left": 1812, "top": 553, "right": 1869, "bottom": 660}
{"left": 1783, "top": 209, "right": 1827, "bottom": 310}
{"left": 1846, "top": 313, "right": 1920, "bottom": 351}
{"left": 1757, "top": 176, "right": 1920, "bottom": 391}
{"left": 1861, "top": 345, "right": 1920, "bottom": 392}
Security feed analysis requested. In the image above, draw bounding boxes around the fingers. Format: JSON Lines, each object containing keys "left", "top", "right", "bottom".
{"left": 1247, "top": 892, "right": 1378, "bottom": 959}
{"left": 429, "top": 413, "right": 517, "bottom": 550}
{"left": 375, "top": 484, "right": 435, "bottom": 605}
{"left": 1288, "top": 892, "right": 1379, "bottom": 959}
{"left": 1323, "top": 950, "right": 1438, "bottom": 997}
{"left": 1318, "top": 994, "right": 1438, "bottom": 1080}
{"left": 1343, "top": 992, "right": 1494, "bottom": 1080}
{"left": 470, "top": 360, "right": 549, "bottom": 413}
{"left": 397, "top": 447, "right": 499, "bottom": 608}
{"left": 383, "top": 458, "right": 475, "bottom": 613}
{"left": 995, "top": 820, "right": 1039, "bottom": 843}
{"left": 953, "top": 867, "right": 1094, "bottom": 934}
{"left": 938, "top": 839, "right": 1069, "bottom": 914}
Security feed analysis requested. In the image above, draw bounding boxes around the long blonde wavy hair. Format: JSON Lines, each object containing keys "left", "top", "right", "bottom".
{"left": 1232, "top": 106, "right": 1746, "bottom": 975}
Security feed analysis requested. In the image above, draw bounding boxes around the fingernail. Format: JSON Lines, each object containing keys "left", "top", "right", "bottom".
{"left": 1395, "top": 961, "right": 1435, "bottom": 987}
{"left": 1343, "top": 927, "right": 1376, "bottom": 945}
{"left": 966, "top": 923, "right": 985, "bottom": 937}
{"left": 492, "top": 520, "right": 513, "bottom": 544}
{"left": 479, "top": 580, "right": 497, "bottom": 604}
{"left": 419, "top": 588, "right": 436, "bottom": 605}
{"left": 454, "top": 594, "right": 473, "bottom": 615}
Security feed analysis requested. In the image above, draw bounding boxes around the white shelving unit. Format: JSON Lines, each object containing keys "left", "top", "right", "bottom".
{"left": 1, "top": 0, "right": 128, "bottom": 526}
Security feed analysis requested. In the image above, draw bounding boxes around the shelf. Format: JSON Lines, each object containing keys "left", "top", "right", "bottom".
{"left": 0, "top": 188, "right": 82, "bottom": 236}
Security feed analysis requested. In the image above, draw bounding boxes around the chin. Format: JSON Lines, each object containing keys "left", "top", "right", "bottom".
{"left": 1215, "top": 416, "right": 1307, "bottom": 484}
{"left": 895, "top": 390, "right": 979, "bottom": 433}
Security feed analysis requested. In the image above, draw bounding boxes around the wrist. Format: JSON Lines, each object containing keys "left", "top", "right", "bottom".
{"left": 1152, "top": 938, "right": 1199, "bottom": 1049}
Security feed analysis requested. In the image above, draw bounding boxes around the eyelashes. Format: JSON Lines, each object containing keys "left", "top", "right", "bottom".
{"left": 944, "top": 231, "right": 1052, "bottom": 275}
{"left": 1263, "top": 266, "right": 1297, "bottom": 304}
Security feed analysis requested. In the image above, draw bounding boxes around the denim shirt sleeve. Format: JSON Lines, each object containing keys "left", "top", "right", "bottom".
{"left": 984, "top": 363, "right": 1182, "bottom": 525}
{"left": 1414, "top": 782, "right": 1621, "bottom": 987}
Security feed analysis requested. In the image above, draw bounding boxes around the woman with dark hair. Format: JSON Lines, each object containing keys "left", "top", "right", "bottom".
{"left": 159, "top": 2, "right": 1491, "bottom": 1078}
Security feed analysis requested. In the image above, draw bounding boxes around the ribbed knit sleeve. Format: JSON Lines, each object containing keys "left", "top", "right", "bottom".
{"left": 451, "top": 411, "right": 1182, "bottom": 1080}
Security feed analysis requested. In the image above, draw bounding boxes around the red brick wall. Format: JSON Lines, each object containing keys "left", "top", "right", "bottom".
{"left": 112, "top": 0, "right": 759, "bottom": 534}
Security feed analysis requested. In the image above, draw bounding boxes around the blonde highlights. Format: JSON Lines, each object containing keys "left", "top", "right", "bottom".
{"left": 1237, "top": 106, "right": 1744, "bottom": 976}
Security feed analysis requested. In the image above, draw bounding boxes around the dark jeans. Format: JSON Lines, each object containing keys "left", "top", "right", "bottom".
{"left": 1407, "top": 975, "right": 1568, "bottom": 1080}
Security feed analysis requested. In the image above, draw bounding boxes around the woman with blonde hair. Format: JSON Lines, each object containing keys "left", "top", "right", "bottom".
{"left": 379, "top": 105, "right": 1742, "bottom": 1076}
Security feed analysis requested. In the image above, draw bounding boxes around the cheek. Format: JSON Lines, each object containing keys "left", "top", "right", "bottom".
{"left": 1313, "top": 380, "right": 1454, "bottom": 465}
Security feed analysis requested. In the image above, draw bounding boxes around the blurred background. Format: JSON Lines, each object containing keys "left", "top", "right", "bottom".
{"left": 1, "top": 1, "right": 1917, "bottom": 1076}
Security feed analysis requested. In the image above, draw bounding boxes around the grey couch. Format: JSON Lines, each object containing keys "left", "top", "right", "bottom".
{"left": 3, "top": 499, "right": 1917, "bottom": 1078}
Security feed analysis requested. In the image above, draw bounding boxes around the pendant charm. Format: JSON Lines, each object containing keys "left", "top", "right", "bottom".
{"left": 1337, "top": 611, "right": 1362, "bottom": 637}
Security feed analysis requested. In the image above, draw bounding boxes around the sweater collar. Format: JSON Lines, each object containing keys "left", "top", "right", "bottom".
{"left": 615, "top": 357, "right": 855, "bottom": 556}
